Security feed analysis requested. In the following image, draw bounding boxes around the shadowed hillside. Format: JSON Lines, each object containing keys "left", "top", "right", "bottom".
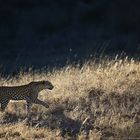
{"left": 0, "top": 0, "right": 140, "bottom": 74}
{"left": 0, "top": 57, "right": 140, "bottom": 139}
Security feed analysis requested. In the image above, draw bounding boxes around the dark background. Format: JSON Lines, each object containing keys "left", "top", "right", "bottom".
{"left": 0, "top": 0, "right": 140, "bottom": 74}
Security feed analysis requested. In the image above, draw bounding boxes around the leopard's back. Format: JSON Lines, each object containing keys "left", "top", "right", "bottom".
{"left": 0, "top": 85, "right": 32, "bottom": 100}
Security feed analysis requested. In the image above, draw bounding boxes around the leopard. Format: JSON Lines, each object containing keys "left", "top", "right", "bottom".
{"left": 0, "top": 80, "right": 54, "bottom": 122}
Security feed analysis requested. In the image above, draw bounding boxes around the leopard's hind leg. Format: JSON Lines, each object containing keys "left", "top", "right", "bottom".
{"left": 0, "top": 98, "right": 9, "bottom": 112}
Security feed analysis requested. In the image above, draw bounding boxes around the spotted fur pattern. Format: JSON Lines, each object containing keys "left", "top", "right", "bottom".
{"left": 0, "top": 81, "right": 54, "bottom": 121}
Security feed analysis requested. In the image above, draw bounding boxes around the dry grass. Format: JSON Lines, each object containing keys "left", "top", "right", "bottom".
{"left": 0, "top": 57, "right": 140, "bottom": 140}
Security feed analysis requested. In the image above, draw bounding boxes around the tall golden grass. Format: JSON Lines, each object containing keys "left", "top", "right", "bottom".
{"left": 0, "top": 57, "right": 140, "bottom": 140}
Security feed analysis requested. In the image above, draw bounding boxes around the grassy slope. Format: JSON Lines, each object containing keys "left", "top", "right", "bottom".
{"left": 0, "top": 57, "right": 140, "bottom": 140}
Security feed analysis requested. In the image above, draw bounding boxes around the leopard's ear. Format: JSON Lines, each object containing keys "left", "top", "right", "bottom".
{"left": 29, "top": 81, "right": 35, "bottom": 84}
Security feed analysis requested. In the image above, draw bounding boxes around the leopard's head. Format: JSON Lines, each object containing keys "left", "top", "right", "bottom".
{"left": 30, "top": 80, "right": 54, "bottom": 90}
{"left": 40, "top": 80, "right": 54, "bottom": 90}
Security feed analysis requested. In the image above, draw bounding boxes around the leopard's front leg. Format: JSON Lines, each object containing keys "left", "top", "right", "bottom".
{"left": 32, "top": 98, "right": 49, "bottom": 108}
{"left": 23, "top": 99, "right": 32, "bottom": 123}
{"left": 30, "top": 92, "right": 49, "bottom": 108}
